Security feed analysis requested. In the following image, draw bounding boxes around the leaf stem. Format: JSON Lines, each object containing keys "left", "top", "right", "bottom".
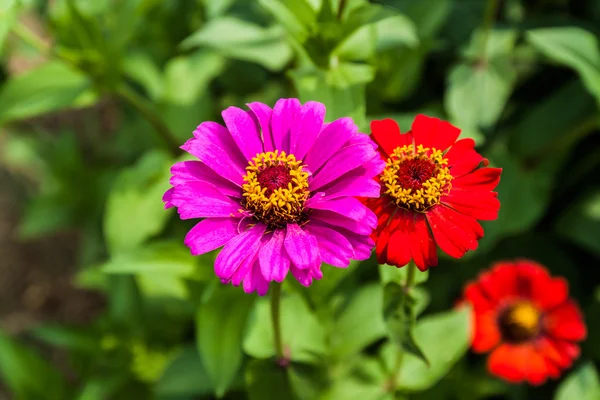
{"left": 115, "top": 85, "right": 180, "bottom": 156}
{"left": 388, "top": 260, "right": 418, "bottom": 391}
{"left": 478, "top": 0, "right": 501, "bottom": 62}
{"left": 270, "top": 282, "right": 285, "bottom": 363}
{"left": 11, "top": 23, "right": 50, "bottom": 55}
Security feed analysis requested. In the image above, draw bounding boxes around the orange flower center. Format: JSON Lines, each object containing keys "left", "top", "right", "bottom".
{"left": 242, "top": 151, "right": 309, "bottom": 227}
{"left": 498, "top": 301, "right": 541, "bottom": 343}
{"left": 381, "top": 144, "right": 452, "bottom": 212}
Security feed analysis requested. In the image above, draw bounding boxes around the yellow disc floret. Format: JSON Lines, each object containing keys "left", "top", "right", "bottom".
{"left": 381, "top": 144, "right": 452, "bottom": 212}
{"left": 242, "top": 150, "right": 309, "bottom": 227}
{"left": 499, "top": 301, "right": 541, "bottom": 343}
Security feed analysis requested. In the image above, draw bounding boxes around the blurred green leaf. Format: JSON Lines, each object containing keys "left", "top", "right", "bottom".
{"left": 321, "top": 355, "right": 393, "bottom": 400}
{"left": 0, "top": 61, "right": 90, "bottom": 124}
{"left": 527, "top": 27, "right": 600, "bottom": 107}
{"left": 290, "top": 67, "right": 367, "bottom": 129}
{"left": 244, "top": 293, "right": 326, "bottom": 363}
{"left": 200, "top": 0, "right": 237, "bottom": 19}
{"left": 379, "top": 264, "right": 428, "bottom": 286}
{"left": 103, "top": 150, "right": 172, "bottom": 255}
{"left": 32, "top": 325, "right": 97, "bottom": 353}
{"left": 258, "top": 0, "right": 316, "bottom": 42}
{"left": 102, "top": 241, "right": 195, "bottom": 276}
{"left": 384, "top": 307, "right": 471, "bottom": 391}
{"left": 0, "top": 0, "right": 19, "bottom": 52}
{"left": 246, "top": 359, "right": 299, "bottom": 400}
{"left": 181, "top": 17, "right": 292, "bottom": 71}
{"left": 162, "top": 51, "right": 224, "bottom": 105}
{"left": 383, "top": 282, "right": 428, "bottom": 365}
{"left": 0, "top": 331, "right": 70, "bottom": 399}
{"left": 123, "top": 52, "right": 164, "bottom": 101}
{"left": 556, "top": 189, "right": 600, "bottom": 257}
{"left": 330, "top": 283, "right": 387, "bottom": 359}
{"left": 394, "top": 0, "right": 450, "bottom": 39}
{"left": 197, "top": 285, "right": 255, "bottom": 397}
{"left": 341, "top": 3, "right": 399, "bottom": 42}
{"left": 108, "top": 275, "right": 144, "bottom": 331}
{"left": 155, "top": 347, "right": 213, "bottom": 397}
{"left": 75, "top": 376, "right": 124, "bottom": 400}
{"left": 555, "top": 362, "right": 600, "bottom": 400}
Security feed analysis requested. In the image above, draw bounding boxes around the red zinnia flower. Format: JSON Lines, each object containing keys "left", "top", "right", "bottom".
{"left": 462, "top": 260, "right": 587, "bottom": 385}
{"left": 365, "top": 115, "right": 502, "bottom": 270}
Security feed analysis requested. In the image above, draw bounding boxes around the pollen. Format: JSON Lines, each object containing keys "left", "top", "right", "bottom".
{"left": 242, "top": 150, "right": 309, "bottom": 228}
{"left": 381, "top": 144, "right": 452, "bottom": 212}
{"left": 498, "top": 301, "right": 541, "bottom": 343}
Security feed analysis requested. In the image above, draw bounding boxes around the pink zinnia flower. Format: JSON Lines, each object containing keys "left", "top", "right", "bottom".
{"left": 164, "top": 99, "right": 385, "bottom": 295}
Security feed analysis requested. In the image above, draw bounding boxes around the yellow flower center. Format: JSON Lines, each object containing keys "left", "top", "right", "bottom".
{"left": 241, "top": 150, "right": 309, "bottom": 227}
{"left": 498, "top": 301, "right": 541, "bottom": 343}
{"left": 381, "top": 144, "right": 452, "bottom": 212}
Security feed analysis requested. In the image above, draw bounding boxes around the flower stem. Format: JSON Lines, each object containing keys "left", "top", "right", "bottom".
{"left": 478, "top": 0, "right": 501, "bottom": 62}
{"left": 270, "top": 282, "right": 284, "bottom": 362}
{"left": 388, "top": 260, "right": 418, "bottom": 391}
{"left": 115, "top": 85, "right": 180, "bottom": 156}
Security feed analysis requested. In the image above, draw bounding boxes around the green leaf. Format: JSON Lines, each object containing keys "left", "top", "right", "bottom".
{"left": 32, "top": 324, "right": 97, "bottom": 353}
{"left": 122, "top": 52, "right": 164, "bottom": 101}
{"left": 321, "top": 356, "right": 393, "bottom": 400}
{"left": 0, "top": 0, "right": 19, "bottom": 52}
{"left": 162, "top": 51, "right": 225, "bottom": 105}
{"left": 556, "top": 189, "right": 600, "bottom": 257}
{"left": 181, "top": 17, "right": 292, "bottom": 71}
{"left": 103, "top": 150, "right": 173, "bottom": 255}
{"left": 342, "top": 3, "right": 399, "bottom": 42}
{"left": 246, "top": 359, "right": 298, "bottom": 400}
{"left": 395, "top": 0, "right": 450, "bottom": 39}
{"left": 102, "top": 241, "right": 196, "bottom": 276}
{"left": 244, "top": 293, "right": 326, "bottom": 364}
{"left": 75, "top": 376, "right": 124, "bottom": 400}
{"left": 445, "top": 57, "right": 516, "bottom": 129}
{"left": 384, "top": 307, "right": 471, "bottom": 391}
{"left": 383, "top": 282, "right": 428, "bottom": 365}
{"left": 555, "top": 363, "right": 600, "bottom": 400}
{"left": 155, "top": 347, "right": 213, "bottom": 397}
{"left": 0, "top": 61, "right": 91, "bottom": 124}
{"left": 527, "top": 27, "right": 600, "bottom": 106}
{"left": 200, "top": 0, "right": 237, "bottom": 19}
{"left": 258, "top": 0, "right": 316, "bottom": 42}
{"left": 197, "top": 285, "right": 255, "bottom": 397}
{"left": 0, "top": 330, "right": 70, "bottom": 399}
{"left": 330, "top": 283, "right": 387, "bottom": 359}
{"left": 379, "top": 264, "right": 428, "bottom": 286}
{"left": 290, "top": 67, "right": 367, "bottom": 129}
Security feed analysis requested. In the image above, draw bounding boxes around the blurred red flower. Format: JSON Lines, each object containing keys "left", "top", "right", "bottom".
{"left": 462, "top": 260, "right": 587, "bottom": 385}
{"left": 365, "top": 115, "right": 501, "bottom": 270}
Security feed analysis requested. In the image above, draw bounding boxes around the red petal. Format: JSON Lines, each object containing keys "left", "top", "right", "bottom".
{"left": 464, "top": 282, "right": 496, "bottom": 311}
{"left": 386, "top": 210, "right": 413, "bottom": 268}
{"left": 442, "top": 189, "right": 500, "bottom": 221}
{"left": 411, "top": 114, "right": 460, "bottom": 152}
{"left": 535, "top": 337, "right": 579, "bottom": 369}
{"left": 452, "top": 167, "right": 502, "bottom": 192}
{"left": 370, "top": 119, "right": 405, "bottom": 157}
{"left": 544, "top": 300, "right": 587, "bottom": 341}
{"left": 472, "top": 308, "right": 501, "bottom": 353}
{"left": 409, "top": 212, "right": 438, "bottom": 270}
{"left": 426, "top": 205, "right": 482, "bottom": 259}
{"left": 445, "top": 138, "right": 486, "bottom": 177}
{"left": 513, "top": 260, "right": 569, "bottom": 310}
{"left": 478, "top": 262, "right": 521, "bottom": 301}
{"left": 487, "top": 344, "right": 550, "bottom": 385}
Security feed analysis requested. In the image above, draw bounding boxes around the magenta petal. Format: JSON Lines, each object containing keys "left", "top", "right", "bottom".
{"left": 184, "top": 218, "right": 242, "bottom": 256}
{"left": 305, "top": 223, "right": 354, "bottom": 268}
{"left": 170, "top": 161, "right": 241, "bottom": 198}
{"left": 171, "top": 182, "right": 241, "bottom": 219}
{"left": 291, "top": 265, "right": 314, "bottom": 287}
{"left": 319, "top": 173, "right": 381, "bottom": 201}
{"left": 310, "top": 210, "right": 375, "bottom": 235}
{"left": 258, "top": 229, "right": 290, "bottom": 282}
{"left": 307, "top": 195, "right": 377, "bottom": 227}
{"left": 243, "top": 260, "right": 270, "bottom": 295}
{"left": 247, "top": 102, "right": 274, "bottom": 152}
{"left": 214, "top": 223, "right": 267, "bottom": 282}
{"left": 271, "top": 98, "right": 301, "bottom": 153}
{"left": 303, "top": 117, "right": 357, "bottom": 172}
{"left": 345, "top": 231, "right": 374, "bottom": 260}
{"left": 183, "top": 122, "right": 247, "bottom": 186}
{"left": 310, "top": 142, "right": 378, "bottom": 191}
{"left": 163, "top": 188, "right": 174, "bottom": 209}
{"left": 284, "top": 223, "right": 320, "bottom": 271}
{"left": 222, "top": 106, "right": 264, "bottom": 160}
{"left": 290, "top": 101, "right": 326, "bottom": 160}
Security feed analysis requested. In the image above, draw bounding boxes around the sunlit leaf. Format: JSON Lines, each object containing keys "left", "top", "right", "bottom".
{"left": 555, "top": 362, "right": 600, "bottom": 400}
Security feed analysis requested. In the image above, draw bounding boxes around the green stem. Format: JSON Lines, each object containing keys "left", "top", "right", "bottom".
{"left": 12, "top": 23, "right": 50, "bottom": 55}
{"left": 388, "top": 261, "right": 418, "bottom": 391}
{"left": 478, "top": 0, "right": 501, "bottom": 62}
{"left": 270, "top": 282, "right": 284, "bottom": 362}
{"left": 116, "top": 85, "right": 180, "bottom": 156}
{"left": 337, "top": 0, "right": 347, "bottom": 20}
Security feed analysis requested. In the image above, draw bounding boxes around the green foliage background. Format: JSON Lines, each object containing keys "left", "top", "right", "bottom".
{"left": 0, "top": 0, "right": 599, "bottom": 399}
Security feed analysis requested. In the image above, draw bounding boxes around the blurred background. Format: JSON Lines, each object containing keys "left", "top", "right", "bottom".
{"left": 0, "top": 0, "right": 599, "bottom": 399}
